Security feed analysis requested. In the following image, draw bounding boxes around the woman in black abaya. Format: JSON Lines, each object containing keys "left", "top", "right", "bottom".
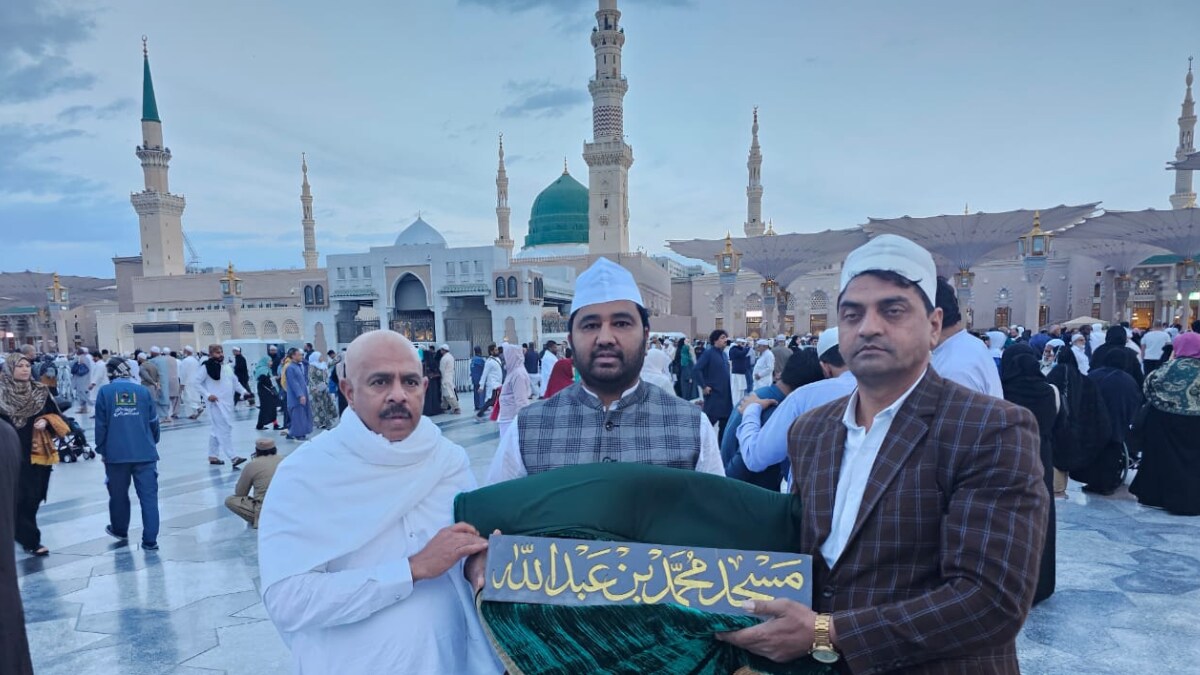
{"left": 1000, "top": 343, "right": 1058, "bottom": 605}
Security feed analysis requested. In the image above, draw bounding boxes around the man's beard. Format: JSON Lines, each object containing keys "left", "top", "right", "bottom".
{"left": 576, "top": 338, "right": 646, "bottom": 393}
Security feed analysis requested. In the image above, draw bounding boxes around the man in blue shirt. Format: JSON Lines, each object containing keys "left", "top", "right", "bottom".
{"left": 736, "top": 328, "right": 857, "bottom": 483}
{"left": 469, "top": 346, "right": 487, "bottom": 412}
{"left": 95, "top": 357, "right": 161, "bottom": 550}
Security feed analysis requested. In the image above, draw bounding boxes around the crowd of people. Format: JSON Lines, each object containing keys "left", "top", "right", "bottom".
{"left": 3, "top": 238, "right": 1200, "bottom": 673}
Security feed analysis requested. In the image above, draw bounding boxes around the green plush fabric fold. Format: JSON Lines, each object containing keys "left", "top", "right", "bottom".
{"left": 456, "top": 464, "right": 834, "bottom": 675}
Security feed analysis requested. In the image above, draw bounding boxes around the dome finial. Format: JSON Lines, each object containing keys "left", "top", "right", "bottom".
{"left": 563, "top": 157, "right": 569, "bottom": 175}
{"left": 142, "top": 35, "right": 148, "bottom": 57}
{"left": 301, "top": 151, "right": 307, "bottom": 175}
{"left": 1189, "top": 56, "right": 1194, "bottom": 88}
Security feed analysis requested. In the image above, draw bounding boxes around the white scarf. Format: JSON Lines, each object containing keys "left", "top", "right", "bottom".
{"left": 257, "top": 408, "right": 466, "bottom": 593}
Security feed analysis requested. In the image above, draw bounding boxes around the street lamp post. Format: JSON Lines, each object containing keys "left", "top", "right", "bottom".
{"left": 1177, "top": 259, "right": 1198, "bottom": 328}
{"left": 1017, "top": 211, "right": 1052, "bottom": 330}
{"left": 220, "top": 262, "right": 244, "bottom": 339}
{"left": 715, "top": 234, "right": 741, "bottom": 334}
{"left": 45, "top": 273, "right": 71, "bottom": 353}
{"left": 1113, "top": 274, "right": 1133, "bottom": 324}
{"left": 761, "top": 278, "right": 778, "bottom": 338}
{"left": 953, "top": 268, "right": 976, "bottom": 329}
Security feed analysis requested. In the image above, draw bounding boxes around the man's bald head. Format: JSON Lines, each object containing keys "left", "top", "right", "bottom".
{"left": 344, "top": 330, "right": 420, "bottom": 381}
{"left": 341, "top": 330, "right": 426, "bottom": 441}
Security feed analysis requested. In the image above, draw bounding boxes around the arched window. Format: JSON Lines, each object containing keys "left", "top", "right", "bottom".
{"left": 507, "top": 276, "right": 518, "bottom": 298}
{"left": 314, "top": 285, "right": 325, "bottom": 305}
{"left": 496, "top": 277, "right": 507, "bottom": 298}
{"left": 304, "top": 285, "right": 314, "bottom": 305}
{"left": 241, "top": 320, "right": 257, "bottom": 337}
{"left": 262, "top": 320, "right": 279, "bottom": 338}
{"left": 283, "top": 319, "right": 300, "bottom": 337}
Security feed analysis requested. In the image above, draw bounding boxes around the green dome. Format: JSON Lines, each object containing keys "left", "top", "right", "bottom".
{"left": 524, "top": 171, "right": 589, "bottom": 248}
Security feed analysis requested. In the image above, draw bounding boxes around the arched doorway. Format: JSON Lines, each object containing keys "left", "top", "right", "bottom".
{"left": 391, "top": 274, "right": 435, "bottom": 342}
{"left": 443, "top": 296, "right": 492, "bottom": 350}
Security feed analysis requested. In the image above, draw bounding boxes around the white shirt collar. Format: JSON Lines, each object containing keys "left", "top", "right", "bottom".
{"left": 843, "top": 371, "right": 926, "bottom": 432}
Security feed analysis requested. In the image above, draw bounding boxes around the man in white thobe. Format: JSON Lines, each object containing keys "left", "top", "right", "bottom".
{"left": 87, "top": 352, "right": 109, "bottom": 417}
{"left": 150, "top": 348, "right": 180, "bottom": 421}
{"left": 538, "top": 341, "right": 559, "bottom": 397}
{"left": 192, "top": 344, "right": 248, "bottom": 467}
{"left": 258, "top": 330, "right": 501, "bottom": 674}
{"left": 751, "top": 338, "right": 775, "bottom": 390}
{"left": 436, "top": 344, "right": 461, "bottom": 414}
{"left": 930, "top": 277, "right": 1003, "bottom": 397}
{"left": 178, "top": 346, "right": 203, "bottom": 419}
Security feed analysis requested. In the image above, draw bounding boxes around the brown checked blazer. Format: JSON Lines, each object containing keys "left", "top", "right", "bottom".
{"left": 788, "top": 368, "right": 1047, "bottom": 675}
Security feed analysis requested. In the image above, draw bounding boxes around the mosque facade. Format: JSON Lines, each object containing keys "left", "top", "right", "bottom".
{"left": 97, "top": 44, "right": 320, "bottom": 354}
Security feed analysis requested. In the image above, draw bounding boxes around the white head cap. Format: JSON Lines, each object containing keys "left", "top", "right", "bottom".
{"left": 735, "top": 337, "right": 747, "bottom": 344}
{"left": 1071, "top": 333, "right": 1086, "bottom": 344}
{"left": 839, "top": 234, "right": 937, "bottom": 306}
{"left": 439, "top": 344, "right": 450, "bottom": 351}
{"left": 816, "top": 328, "right": 839, "bottom": 359}
{"left": 150, "top": 346, "right": 161, "bottom": 354}
{"left": 775, "top": 334, "right": 787, "bottom": 342}
{"left": 184, "top": 345, "right": 195, "bottom": 353}
{"left": 755, "top": 338, "right": 770, "bottom": 347}
{"left": 570, "top": 258, "right": 644, "bottom": 315}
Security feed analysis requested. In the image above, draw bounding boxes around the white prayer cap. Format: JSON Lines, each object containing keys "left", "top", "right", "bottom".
{"left": 755, "top": 338, "right": 770, "bottom": 347}
{"left": 839, "top": 234, "right": 936, "bottom": 306}
{"left": 570, "top": 257, "right": 644, "bottom": 315}
{"left": 1071, "top": 333, "right": 1086, "bottom": 344}
{"left": 184, "top": 345, "right": 195, "bottom": 353}
{"left": 735, "top": 337, "right": 747, "bottom": 344}
{"left": 439, "top": 344, "right": 450, "bottom": 351}
{"left": 149, "top": 346, "right": 161, "bottom": 354}
{"left": 816, "top": 328, "right": 839, "bottom": 358}
{"left": 1047, "top": 338, "right": 1065, "bottom": 349}
{"left": 775, "top": 334, "right": 787, "bottom": 342}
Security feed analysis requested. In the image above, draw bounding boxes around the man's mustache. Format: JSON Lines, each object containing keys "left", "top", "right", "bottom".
{"left": 591, "top": 350, "right": 624, "bottom": 362}
{"left": 380, "top": 403, "right": 412, "bottom": 419}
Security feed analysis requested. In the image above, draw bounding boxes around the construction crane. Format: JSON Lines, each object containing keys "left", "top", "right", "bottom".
{"left": 183, "top": 231, "right": 202, "bottom": 273}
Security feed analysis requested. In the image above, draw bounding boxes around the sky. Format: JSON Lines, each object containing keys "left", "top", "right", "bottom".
{"left": 1, "top": 0, "right": 1197, "bottom": 278}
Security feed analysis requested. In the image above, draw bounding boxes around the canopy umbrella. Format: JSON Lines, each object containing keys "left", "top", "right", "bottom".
{"left": 667, "top": 228, "right": 868, "bottom": 284}
{"left": 862, "top": 204, "right": 1100, "bottom": 274}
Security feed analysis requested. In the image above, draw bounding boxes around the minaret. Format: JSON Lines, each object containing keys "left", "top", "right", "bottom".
{"left": 130, "top": 37, "right": 186, "bottom": 277}
{"left": 300, "top": 153, "right": 319, "bottom": 269}
{"left": 1171, "top": 57, "right": 1197, "bottom": 210}
{"left": 744, "top": 106, "right": 765, "bottom": 236}
{"left": 583, "top": 0, "right": 634, "bottom": 257}
{"left": 494, "top": 133, "right": 514, "bottom": 256}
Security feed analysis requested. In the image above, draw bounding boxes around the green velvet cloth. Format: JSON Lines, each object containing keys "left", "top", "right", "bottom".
{"left": 455, "top": 464, "right": 833, "bottom": 675}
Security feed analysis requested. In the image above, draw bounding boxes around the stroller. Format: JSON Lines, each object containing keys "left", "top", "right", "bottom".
{"left": 53, "top": 397, "right": 95, "bottom": 463}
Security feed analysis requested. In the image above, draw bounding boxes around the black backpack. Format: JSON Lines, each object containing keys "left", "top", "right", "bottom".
{"left": 70, "top": 360, "right": 90, "bottom": 377}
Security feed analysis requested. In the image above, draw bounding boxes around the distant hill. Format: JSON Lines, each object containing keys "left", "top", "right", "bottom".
{"left": 0, "top": 271, "right": 118, "bottom": 310}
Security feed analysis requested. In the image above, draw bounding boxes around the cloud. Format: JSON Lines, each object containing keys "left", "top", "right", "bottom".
{"left": 0, "top": 0, "right": 96, "bottom": 103}
{"left": 57, "top": 98, "right": 136, "bottom": 124}
{"left": 498, "top": 80, "right": 587, "bottom": 118}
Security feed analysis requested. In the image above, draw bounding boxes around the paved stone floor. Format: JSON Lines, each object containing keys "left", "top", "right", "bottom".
{"left": 15, "top": 403, "right": 1200, "bottom": 674}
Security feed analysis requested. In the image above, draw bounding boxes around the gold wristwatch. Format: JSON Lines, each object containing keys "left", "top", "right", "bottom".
{"left": 810, "top": 613, "right": 840, "bottom": 664}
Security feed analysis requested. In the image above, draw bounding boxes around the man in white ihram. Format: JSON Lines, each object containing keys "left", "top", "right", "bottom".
{"left": 258, "top": 330, "right": 501, "bottom": 674}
